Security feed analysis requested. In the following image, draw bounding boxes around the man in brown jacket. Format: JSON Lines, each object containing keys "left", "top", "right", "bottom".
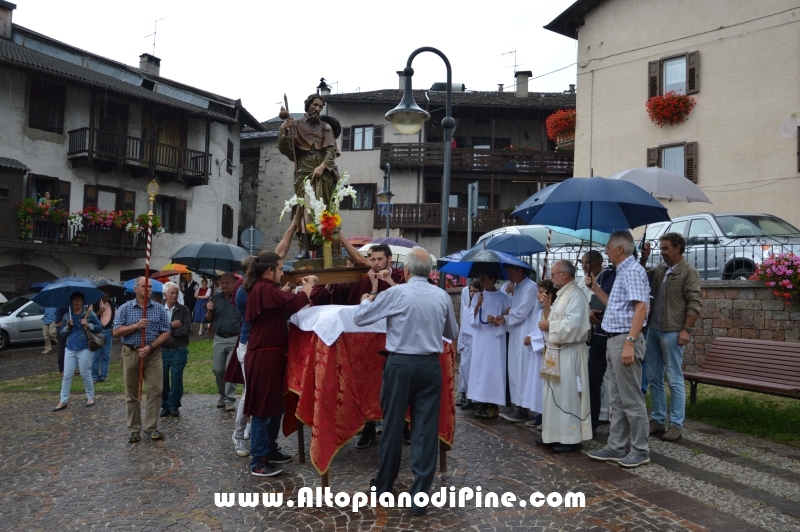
{"left": 644, "top": 232, "right": 702, "bottom": 441}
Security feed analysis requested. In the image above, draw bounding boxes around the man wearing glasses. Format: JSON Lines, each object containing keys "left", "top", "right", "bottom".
{"left": 584, "top": 231, "right": 651, "bottom": 468}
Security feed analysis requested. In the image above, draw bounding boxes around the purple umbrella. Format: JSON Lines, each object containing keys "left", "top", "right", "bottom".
{"left": 372, "top": 236, "right": 420, "bottom": 248}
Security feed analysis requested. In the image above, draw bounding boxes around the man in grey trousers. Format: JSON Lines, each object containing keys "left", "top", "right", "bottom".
{"left": 205, "top": 273, "right": 241, "bottom": 411}
{"left": 353, "top": 247, "right": 458, "bottom": 516}
{"left": 585, "top": 231, "right": 651, "bottom": 468}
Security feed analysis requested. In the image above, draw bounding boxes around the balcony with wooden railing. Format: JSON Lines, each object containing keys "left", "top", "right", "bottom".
{"left": 67, "top": 127, "right": 211, "bottom": 186}
{"left": 373, "top": 203, "right": 524, "bottom": 232}
{"left": 380, "top": 143, "right": 573, "bottom": 176}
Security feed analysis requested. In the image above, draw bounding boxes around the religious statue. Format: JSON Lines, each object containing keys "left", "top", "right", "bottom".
{"left": 278, "top": 93, "right": 342, "bottom": 258}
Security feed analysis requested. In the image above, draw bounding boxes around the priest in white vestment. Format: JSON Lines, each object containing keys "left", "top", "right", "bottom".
{"left": 467, "top": 271, "right": 510, "bottom": 419}
{"left": 495, "top": 265, "right": 541, "bottom": 423}
{"left": 537, "top": 259, "right": 592, "bottom": 453}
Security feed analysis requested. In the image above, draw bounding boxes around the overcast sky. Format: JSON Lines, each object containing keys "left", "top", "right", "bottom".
{"left": 13, "top": 0, "right": 579, "bottom": 121}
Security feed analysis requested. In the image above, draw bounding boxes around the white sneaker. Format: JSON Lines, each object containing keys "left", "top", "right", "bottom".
{"left": 244, "top": 422, "right": 251, "bottom": 440}
{"left": 232, "top": 433, "right": 249, "bottom": 457}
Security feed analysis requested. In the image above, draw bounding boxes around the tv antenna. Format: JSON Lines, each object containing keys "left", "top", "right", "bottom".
{"left": 501, "top": 50, "right": 522, "bottom": 74}
{"left": 145, "top": 18, "right": 165, "bottom": 56}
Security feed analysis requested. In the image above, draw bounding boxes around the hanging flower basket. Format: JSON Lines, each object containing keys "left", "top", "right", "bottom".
{"left": 646, "top": 91, "right": 696, "bottom": 127}
{"left": 545, "top": 109, "right": 576, "bottom": 142}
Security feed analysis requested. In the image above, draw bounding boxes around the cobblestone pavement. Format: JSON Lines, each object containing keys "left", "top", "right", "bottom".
{"left": 1, "top": 392, "right": 798, "bottom": 531}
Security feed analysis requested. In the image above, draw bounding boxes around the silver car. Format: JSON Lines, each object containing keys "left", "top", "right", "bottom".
{"left": 640, "top": 213, "right": 800, "bottom": 280}
{"left": 0, "top": 295, "right": 46, "bottom": 351}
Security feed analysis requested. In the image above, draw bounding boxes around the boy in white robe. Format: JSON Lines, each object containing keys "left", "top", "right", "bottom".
{"left": 456, "top": 281, "right": 481, "bottom": 409}
{"left": 467, "top": 271, "right": 509, "bottom": 419}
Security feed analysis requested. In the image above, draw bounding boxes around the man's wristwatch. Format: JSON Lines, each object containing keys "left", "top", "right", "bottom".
{"left": 683, "top": 326, "right": 692, "bottom": 333}
{"left": 625, "top": 335, "right": 636, "bottom": 343}
{"left": 148, "top": 343, "right": 154, "bottom": 351}
{"left": 369, "top": 291, "right": 377, "bottom": 296}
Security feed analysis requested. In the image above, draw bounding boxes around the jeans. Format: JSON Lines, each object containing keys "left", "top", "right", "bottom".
{"left": 645, "top": 328, "right": 686, "bottom": 428}
{"left": 212, "top": 335, "right": 237, "bottom": 404}
{"left": 60, "top": 348, "right": 94, "bottom": 403}
{"left": 92, "top": 328, "right": 113, "bottom": 381}
{"left": 161, "top": 347, "right": 189, "bottom": 411}
{"left": 249, "top": 414, "right": 282, "bottom": 469}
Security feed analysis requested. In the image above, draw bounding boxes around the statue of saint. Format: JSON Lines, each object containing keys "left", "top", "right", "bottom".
{"left": 278, "top": 93, "right": 341, "bottom": 258}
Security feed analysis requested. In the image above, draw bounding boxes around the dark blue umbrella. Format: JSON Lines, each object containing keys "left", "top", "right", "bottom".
{"left": 511, "top": 177, "right": 670, "bottom": 232}
{"left": 29, "top": 282, "right": 51, "bottom": 293}
{"left": 436, "top": 249, "right": 469, "bottom": 269}
{"left": 477, "top": 233, "right": 546, "bottom": 255}
{"left": 440, "top": 249, "right": 531, "bottom": 280}
{"left": 32, "top": 279, "right": 106, "bottom": 307}
{"left": 124, "top": 278, "right": 163, "bottom": 294}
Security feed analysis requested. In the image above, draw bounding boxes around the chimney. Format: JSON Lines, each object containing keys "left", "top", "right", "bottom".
{"left": 139, "top": 53, "right": 161, "bottom": 76}
{"left": 568, "top": 84, "right": 576, "bottom": 94}
{"left": 497, "top": 84, "right": 504, "bottom": 92}
{"left": 397, "top": 70, "right": 405, "bottom": 90}
{"left": 0, "top": 1, "right": 16, "bottom": 40}
{"left": 514, "top": 70, "right": 532, "bottom": 98}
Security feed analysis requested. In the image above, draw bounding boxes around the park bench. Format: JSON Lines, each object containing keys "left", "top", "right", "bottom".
{"left": 684, "top": 337, "right": 800, "bottom": 403}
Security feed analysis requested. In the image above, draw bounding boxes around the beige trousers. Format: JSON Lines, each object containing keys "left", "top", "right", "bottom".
{"left": 122, "top": 344, "right": 163, "bottom": 433}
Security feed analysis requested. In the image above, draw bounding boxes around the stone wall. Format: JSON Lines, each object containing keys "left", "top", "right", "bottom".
{"left": 683, "top": 281, "right": 800, "bottom": 372}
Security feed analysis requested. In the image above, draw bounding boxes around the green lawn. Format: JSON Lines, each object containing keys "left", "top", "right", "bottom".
{"left": 0, "top": 340, "right": 236, "bottom": 395}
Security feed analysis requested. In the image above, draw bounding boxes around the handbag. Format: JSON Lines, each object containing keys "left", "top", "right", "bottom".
{"left": 83, "top": 310, "right": 106, "bottom": 351}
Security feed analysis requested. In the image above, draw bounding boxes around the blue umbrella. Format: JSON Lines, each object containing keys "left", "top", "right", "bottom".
{"left": 29, "top": 282, "right": 51, "bottom": 293}
{"left": 436, "top": 249, "right": 469, "bottom": 269}
{"left": 476, "top": 233, "right": 546, "bottom": 255}
{"left": 546, "top": 225, "right": 626, "bottom": 246}
{"left": 440, "top": 249, "right": 531, "bottom": 280}
{"left": 511, "top": 177, "right": 670, "bottom": 232}
{"left": 32, "top": 279, "right": 106, "bottom": 307}
{"left": 124, "top": 278, "right": 163, "bottom": 294}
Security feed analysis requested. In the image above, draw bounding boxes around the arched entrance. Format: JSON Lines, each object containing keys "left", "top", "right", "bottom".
{"left": 0, "top": 264, "right": 58, "bottom": 300}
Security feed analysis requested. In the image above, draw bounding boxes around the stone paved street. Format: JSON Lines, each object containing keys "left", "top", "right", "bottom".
{"left": 1, "top": 392, "right": 798, "bottom": 531}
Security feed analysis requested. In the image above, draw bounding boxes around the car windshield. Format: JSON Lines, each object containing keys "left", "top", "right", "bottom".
{"left": 716, "top": 215, "right": 800, "bottom": 238}
{"left": 0, "top": 296, "right": 31, "bottom": 316}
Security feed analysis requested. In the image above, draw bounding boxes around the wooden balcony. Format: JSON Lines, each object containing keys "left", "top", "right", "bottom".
{"left": 373, "top": 203, "right": 524, "bottom": 232}
{"left": 380, "top": 143, "right": 573, "bottom": 176}
{"left": 67, "top": 127, "right": 211, "bottom": 186}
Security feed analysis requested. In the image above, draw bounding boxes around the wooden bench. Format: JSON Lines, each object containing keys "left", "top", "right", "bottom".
{"left": 684, "top": 337, "right": 800, "bottom": 403}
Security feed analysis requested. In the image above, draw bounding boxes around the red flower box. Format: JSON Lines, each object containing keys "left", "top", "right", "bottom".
{"left": 646, "top": 91, "right": 696, "bottom": 127}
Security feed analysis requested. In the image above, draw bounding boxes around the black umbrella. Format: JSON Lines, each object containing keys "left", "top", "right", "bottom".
{"left": 171, "top": 242, "right": 250, "bottom": 273}
{"left": 90, "top": 277, "right": 126, "bottom": 298}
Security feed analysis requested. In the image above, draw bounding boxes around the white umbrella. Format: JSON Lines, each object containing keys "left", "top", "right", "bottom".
{"left": 608, "top": 167, "right": 711, "bottom": 203}
{"left": 357, "top": 243, "right": 437, "bottom": 264}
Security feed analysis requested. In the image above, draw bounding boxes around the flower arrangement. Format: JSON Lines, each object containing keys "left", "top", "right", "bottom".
{"left": 750, "top": 253, "right": 800, "bottom": 300}
{"left": 646, "top": 91, "right": 696, "bottom": 127}
{"left": 279, "top": 171, "right": 357, "bottom": 245}
{"left": 17, "top": 197, "right": 67, "bottom": 238}
{"left": 428, "top": 271, "right": 466, "bottom": 288}
{"left": 127, "top": 213, "right": 164, "bottom": 235}
{"left": 545, "top": 109, "right": 577, "bottom": 142}
{"left": 76, "top": 206, "right": 134, "bottom": 229}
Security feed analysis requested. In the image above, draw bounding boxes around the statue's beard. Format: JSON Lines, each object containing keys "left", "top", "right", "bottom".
{"left": 308, "top": 111, "right": 320, "bottom": 119}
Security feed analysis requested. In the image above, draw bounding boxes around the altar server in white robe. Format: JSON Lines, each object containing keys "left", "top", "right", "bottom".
{"left": 522, "top": 281, "right": 558, "bottom": 420}
{"left": 495, "top": 265, "right": 541, "bottom": 423}
{"left": 467, "top": 271, "right": 510, "bottom": 419}
{"left": 456, "top": 280, "right": 481, "bottom": 409}
{"left": 537, "top": 259, "right": 592, "bottom": 453}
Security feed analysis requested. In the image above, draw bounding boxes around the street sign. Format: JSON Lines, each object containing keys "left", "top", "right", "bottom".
{"left": 240, "top": 225, "right": 263, "bottom": 255}
{"left": 377, "top": 203, "right": 394, "bottom": 215}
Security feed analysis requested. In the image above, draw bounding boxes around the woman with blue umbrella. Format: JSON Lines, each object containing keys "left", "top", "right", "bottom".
{"left": 52, "top": 291, "right": 102, "bottom": 411}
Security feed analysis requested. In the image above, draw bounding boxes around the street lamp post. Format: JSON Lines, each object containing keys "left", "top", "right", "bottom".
{"left": 386, "top": 47, "right": 454, "bottom": 287}
{"left": 377, "top": 163, "right": 393, "bottom": 238}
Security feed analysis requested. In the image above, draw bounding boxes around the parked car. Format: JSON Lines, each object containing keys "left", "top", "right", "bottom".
{"left": 0, "top": 295, "right": 45, "bottom": 351}
{"left": 639, "top": 213, "right": 800, "bottom": 280}
{"left": 475, "top": 225, "right": 608, "bottom": 281}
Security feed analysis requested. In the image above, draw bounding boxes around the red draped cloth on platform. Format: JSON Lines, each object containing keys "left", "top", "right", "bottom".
{"left": 282, "top": 325, "right": 456, "bottom": 475}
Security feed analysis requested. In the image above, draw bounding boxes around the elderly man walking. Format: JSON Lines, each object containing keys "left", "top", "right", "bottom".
{"left": 353, "top": 247, "right": 458, "bottom": 516}
{"left": 160, "top": 281, "right": 192, "bottom": 418}
{"left": 536, "top": 260, "right": 592, "bottom": 452}
{"left": 113, "top": 277, "right": 171, "bottom": 443}
{"left": 586, "top": 231, "right": 651, "bottom": 468}
{"left": 644, "top": 233, "right": 701, "bottom": 441}
{"left": 206, "top": 272, "right": 242, "bottom": 411}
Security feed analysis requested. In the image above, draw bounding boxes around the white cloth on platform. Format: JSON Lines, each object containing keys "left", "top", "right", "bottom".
{"left": 541, "top": 281, "right": 592, "bottom": 445}
{"left": 503, "top": 277, "right": 541, "bottom": 408}
{"left": 467, "top": 290, "right": 509, "bottom": 405}
{"left": 457, "top": 287, "right": 474, "bottom": 394}
{"left": 289, "top": 305, "right": 386, "bottom": 346}
{"left": 521, "top": 308, "right": 545, "bottom": 413}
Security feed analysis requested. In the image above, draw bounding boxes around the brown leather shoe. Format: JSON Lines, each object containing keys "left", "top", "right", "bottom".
{"left": 661, "top": 425, "right": 682, "bottom": 441}
{"left": 649, "top": 420, "right": 666, "bottom": 436}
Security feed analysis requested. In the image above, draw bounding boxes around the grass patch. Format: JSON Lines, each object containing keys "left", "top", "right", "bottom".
{"left": 685, "top": 384, "right": 800, "bottom": 449}
{"left": 0, "top": 340, "right": 238, "bottom": 396}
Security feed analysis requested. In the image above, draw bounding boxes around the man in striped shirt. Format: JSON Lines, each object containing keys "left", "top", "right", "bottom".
{"left": 584, "top": 231, "right": 650, "bottom": 468}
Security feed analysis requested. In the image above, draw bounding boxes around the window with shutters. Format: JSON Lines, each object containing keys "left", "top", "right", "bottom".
{"left": 27, "top": 174, "right": 72, "bottom": 210}
{"left": 341, "top": 125, "right": 382, "bottom": 151}
{"left": 83, "top": 185, "right": 137, "bottom": 212}
{"left": 646, "top": 142, "right": 698, "bottom": 183}
{"left": 152, "top": 195, "right": 186, "bottom": 234}
{"left": 648, "top": 52, "right": 699, "bottom": 98}
{"left": 340, "top": 184, "right": 375, "bottom": 210}
{"left": 222, "top": 204, "right": 234, "bottom": 238}
{"left": 28, "top": 78, "right": 66, "bottom": 134}
{"left": 227, "top": 140, "right": 234, "bottom": 174}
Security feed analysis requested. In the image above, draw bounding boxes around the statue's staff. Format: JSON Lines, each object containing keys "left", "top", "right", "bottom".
{"left": 280, "top": 95, "right": 309, "bottom": 256}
